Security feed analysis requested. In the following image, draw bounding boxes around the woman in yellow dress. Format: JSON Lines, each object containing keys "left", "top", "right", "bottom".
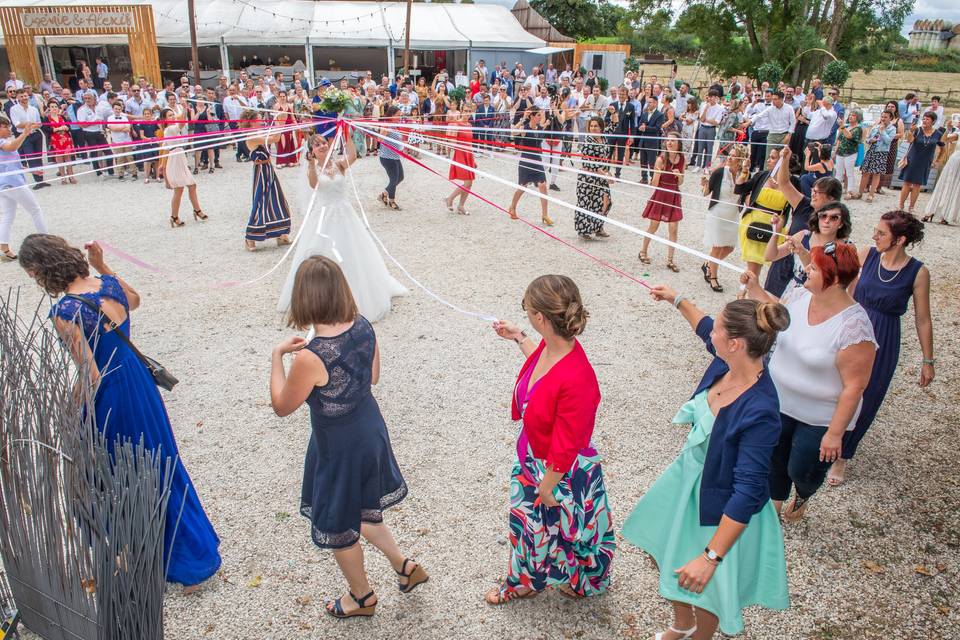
{"left": 737, "top": 147, "right": 790, "bottom": 277}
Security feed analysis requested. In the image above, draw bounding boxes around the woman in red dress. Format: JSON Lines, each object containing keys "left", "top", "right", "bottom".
{"left": 45, "top": 101, "right": 76, "bottom": 184}
{"left": 273, "top": 91, "right": 299, "bottom": 168}
{"left": 443, "top": 106, "right": 476, "bottom": 215}
{"left": 469, "top": 70, "right": 482, "bottom": 99}
{"left": 639, "top": 132, "right": 685, "bottom": 272}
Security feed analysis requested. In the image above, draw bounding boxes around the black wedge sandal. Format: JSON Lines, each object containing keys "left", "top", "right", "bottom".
{"left": 325, "top": 590, "right": 377, "bottom": 619}
{"left": 396, "top": 558, "right": 429, "bottom": 594}
{"left": 709, "top": 277, "right": 724, "bottom": 293}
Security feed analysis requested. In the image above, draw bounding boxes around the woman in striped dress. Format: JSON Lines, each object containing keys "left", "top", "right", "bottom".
{"left": 242, "top": 109, "right": 292, "bottom": 251}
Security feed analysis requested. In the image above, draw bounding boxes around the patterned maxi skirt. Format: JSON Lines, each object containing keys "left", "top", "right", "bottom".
{"left": 502, "top": 443, "right": 615, "bottom": 597}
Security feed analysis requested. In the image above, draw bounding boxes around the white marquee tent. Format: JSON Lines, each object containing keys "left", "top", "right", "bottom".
{"left": 0, "top": 0, "right": 545, "bottom": 48}
{"left": 1, "top": 0, "right": 547, "bottom": 83}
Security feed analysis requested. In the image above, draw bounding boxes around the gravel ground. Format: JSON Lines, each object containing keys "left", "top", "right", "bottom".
{"left": 6, "top": 145, "right": 959, "bottom": 640}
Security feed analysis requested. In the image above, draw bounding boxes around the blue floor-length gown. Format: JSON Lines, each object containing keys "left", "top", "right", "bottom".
{"left": 843, "top": 247, "right": 924, "bottom": 459}
{"left": 246, "top": 144, "right": 292, "bottom": 242}
{"left": 53, "top": 275, "right": 221, "bottom": 586}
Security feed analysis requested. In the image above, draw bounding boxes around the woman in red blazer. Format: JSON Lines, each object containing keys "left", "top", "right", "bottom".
{"left": 486, "top": 275, "right": 615, "bottom": 605}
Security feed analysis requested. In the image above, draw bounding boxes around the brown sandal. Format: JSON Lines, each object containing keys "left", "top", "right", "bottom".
{"left": 484, "top": 585, "right": 539, "bottom": 606}
{"left": 396, "top": 558, "right": 429, "bottom": 594}
{"left": 556, "top": 584, "right": 584, "bottom": 599}
{"left": 638, "top": 252, "right": 651, "bottom": 265}
{"left": 666, "top": 261, "right": 680, "bottom": 273}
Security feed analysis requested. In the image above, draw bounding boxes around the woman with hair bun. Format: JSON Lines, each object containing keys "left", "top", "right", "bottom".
{"left": 487, "top": 275, "right": 615, "bottom": 604}
{"left": 624, "top": 287, "right": 790, "bottom": 639}
{"left": 828, "top": 210, "right": 933, "bottom": 485}
{"left": 741, "top": 242, "right": 877, "bottom": 522}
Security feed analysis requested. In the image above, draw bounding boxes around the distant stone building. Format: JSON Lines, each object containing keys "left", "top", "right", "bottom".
{"left": 908, "top": 19, "right": 960, "bottom": 50}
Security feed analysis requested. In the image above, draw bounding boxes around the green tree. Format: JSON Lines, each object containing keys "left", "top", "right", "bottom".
{"left": 530, "top": 0, "right": 627, "bottom": 40}
{"left": 633, "top": 0, "right": 913, "bottom": 81}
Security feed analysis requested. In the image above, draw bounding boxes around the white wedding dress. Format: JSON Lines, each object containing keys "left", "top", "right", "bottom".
{"left": 277, "top": 168, "right": 407, "bottom": 321}
{"left": 925, "top": 149, "right": 960, "bottom": 224}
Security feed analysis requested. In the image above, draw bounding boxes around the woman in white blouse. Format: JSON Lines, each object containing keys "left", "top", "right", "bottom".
{"left": 740, "top": 241, "right": 876, "bottom": 522}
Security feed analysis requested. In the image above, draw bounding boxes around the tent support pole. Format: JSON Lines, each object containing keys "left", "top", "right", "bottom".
{"left": 305, "top": 38, "right": 314, "bottom": 87}
{"left": 219, "top": 38, "right": 230, "bottom": 82}
{"left": 387, "top": 44, "right": 395, "bottom": 81}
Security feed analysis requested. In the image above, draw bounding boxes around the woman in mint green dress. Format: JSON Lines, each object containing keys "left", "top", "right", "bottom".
{"left": 624, "top": 286, "right": 791, "bottom": 639}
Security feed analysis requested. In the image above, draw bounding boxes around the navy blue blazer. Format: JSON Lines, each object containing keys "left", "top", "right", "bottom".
{"left": 691, "top": 316, "right": 782, "bottom": 526}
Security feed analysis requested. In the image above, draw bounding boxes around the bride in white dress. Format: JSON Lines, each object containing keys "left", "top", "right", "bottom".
{"left": 277, "top": 131, "right": 407, "bottom": 320}
{"left": 923, "top": 127, "right": 960, "bottom": 225}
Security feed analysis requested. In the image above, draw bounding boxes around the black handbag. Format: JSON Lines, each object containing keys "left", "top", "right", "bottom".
{"left": 745, "top": 221, "right": 774, "bottom": 243}
{"left": 65, "top": 295, "right": 179, "bottom": 391}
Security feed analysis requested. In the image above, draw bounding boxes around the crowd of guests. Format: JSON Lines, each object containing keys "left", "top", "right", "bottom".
{"left": 4, "top": 56, "right": 948, "bottom": 640}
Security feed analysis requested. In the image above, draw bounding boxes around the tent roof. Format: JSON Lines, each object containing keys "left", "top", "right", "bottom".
{"left": 510, "top": 0, "right": 574, "bottom": 44}
{"left": 1, "top": 1, "right": 546, "bottom": 48}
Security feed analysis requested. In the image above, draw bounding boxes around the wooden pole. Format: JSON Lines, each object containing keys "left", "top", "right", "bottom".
{"left": 402, "top": 0, "right": 412, "bottom": 77}
{"left": 187, "top": 0, "right": 201, "bottom": 85}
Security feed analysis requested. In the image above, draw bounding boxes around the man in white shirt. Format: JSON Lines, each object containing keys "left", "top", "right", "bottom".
{"left": 75, "top": 78, "right": 97, "bottom": 102}
{"left": 691, "top": 91, "right": 725, "bottom": 169}
{"left": 77, "top": 93, "right": 109, "bottom": 175}
{"left": 106, "top": 101, "right": 136, "bottom": 179}
{"left": 804, "top": 96, "right": 838, "bottom": 144}
{"left": 674, "top": 82, "right": 690, "bottom": 116}
{"left": 545, "top": 64, "right": 557, "bottom": 84}
{"left": 559, "top": 64, "right": 573, "bottom": 82}
{"left": 4, "top": 73, "right": 24, "bottom": 92}
{"left": 9, "top": 88, "right": 47, "bottom": 188}
{"left": 124, "top": 85, "right": 147, "bottom": 118}
{"left": 524, "top": 70, "right": 540, "bottom": 92}
{"left": 222, "top": 86, "right": 248, "bottom": 127}
{"left": 747, "top": 90, "right": 772, "bottom": 172}
{"left": 745, "top": 90, "right": 795, "bottom": 163}
{"left": 533, "top": 85, "right": 552, "bottom": 110}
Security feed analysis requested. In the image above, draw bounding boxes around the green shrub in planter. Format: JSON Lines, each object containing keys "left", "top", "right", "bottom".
{"left": 755, "top": 61, "right": 784, "bottom": 86}
{"left": 821, "top": 60, "right": 850, "bottom": 88}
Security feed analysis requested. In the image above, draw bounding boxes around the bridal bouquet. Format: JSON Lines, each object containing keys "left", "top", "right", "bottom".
{"left": 318, "top": 88, "right": 351, "bottom": 114}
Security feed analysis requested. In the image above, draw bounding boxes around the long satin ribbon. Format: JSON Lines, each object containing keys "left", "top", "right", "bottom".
{"left": 355, "top": 122, "right": 747, "bottom": 276}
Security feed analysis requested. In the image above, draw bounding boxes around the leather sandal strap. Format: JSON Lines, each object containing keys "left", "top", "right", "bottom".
{"left": 332, "top": 597, "right": 345, "bottom": 616}
{"left": 352, "top": 590, "right": 375, "bottom": 607}
{"left": 397, "top": 558, "right": 414, "bottom": 577}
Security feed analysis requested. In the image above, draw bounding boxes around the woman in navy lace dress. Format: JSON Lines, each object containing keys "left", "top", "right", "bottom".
{"left": 270, "top": 255, "right": 427, "bottom": 619}
{"left": 18, "top": 234, "right": 221, "bottom": 590}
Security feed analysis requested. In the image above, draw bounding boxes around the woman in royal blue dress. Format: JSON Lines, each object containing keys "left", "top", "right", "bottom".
{"left": 241, "top": 108, "right": 292, "bottom": 252}
{"left": 18, "top": 234, "right": 221, "bottom": 590}
{"left": 828, "top": 211, "right": 934, "bottom": 485}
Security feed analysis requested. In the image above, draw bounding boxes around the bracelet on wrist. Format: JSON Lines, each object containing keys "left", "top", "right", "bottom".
{"left": 673, "top": 294, "right": 686, "bottom": 309}
{"left": 515, "top": 331, "right": 529, "bottom": 345}
{"left": 922, "top": 358, "right": 935, "bottom": 366}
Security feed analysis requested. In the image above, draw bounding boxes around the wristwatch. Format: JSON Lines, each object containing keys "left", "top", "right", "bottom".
{"left": 704, "top": 547, "right": 723, "bottom": 563}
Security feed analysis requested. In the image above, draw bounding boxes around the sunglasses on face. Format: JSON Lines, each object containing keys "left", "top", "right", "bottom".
{"left": 818, "top": 213, "right": 841, "bottom": 222}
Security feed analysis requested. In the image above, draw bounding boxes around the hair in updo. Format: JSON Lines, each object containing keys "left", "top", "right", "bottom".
{"left": 18, "top": 234, "right": 90, "bottom": 297}
{"left": 721, "top": 299, "right": 790, "bottom": 358}
{"left": 880, "top": 210, "right": 924, "bottom": 247}
{"left": 523, "top": 275, "right": 588, "bottom": 340}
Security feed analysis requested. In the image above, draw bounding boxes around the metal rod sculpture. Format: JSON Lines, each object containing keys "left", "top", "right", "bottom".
{"left": 0, "top": 290, "right": 173, "bottom": 640}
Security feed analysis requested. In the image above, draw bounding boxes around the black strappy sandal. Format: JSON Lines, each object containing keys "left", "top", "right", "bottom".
{"left": 388, "top": 200, "right": 401, "bottom": 211}
{"left": 395, "top": 558, "right": 429, "bottom": 594}
{"left": 325, "top": 590, "right": 377, "bottom": 619}
{"left": 709, "top": 277, "right": 724, "bottom": 293}
{"left": 701, "top": 262, "right": 711, "bottom": 283}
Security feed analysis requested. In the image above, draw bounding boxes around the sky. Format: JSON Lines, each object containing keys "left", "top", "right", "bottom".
{"left": 474, "top": 0, "right": 960, "bottom": 39}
